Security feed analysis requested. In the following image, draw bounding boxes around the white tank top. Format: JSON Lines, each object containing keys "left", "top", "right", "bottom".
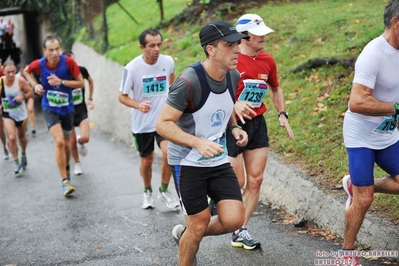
{"left": 1, "top": 77, "right": 28, "bottom": 121}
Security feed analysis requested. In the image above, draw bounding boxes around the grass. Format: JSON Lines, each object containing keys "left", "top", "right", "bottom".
{"left": 78, "top": 0, "right": 398, "bottom": 221}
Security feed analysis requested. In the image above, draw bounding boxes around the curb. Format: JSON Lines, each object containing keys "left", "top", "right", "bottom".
{"left": 260, "top": 152, "right": 399, "bottom": 251}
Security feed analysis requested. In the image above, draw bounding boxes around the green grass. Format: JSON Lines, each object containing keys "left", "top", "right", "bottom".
{"left": 79, "top": 0, "right": 397, "bottom": 220}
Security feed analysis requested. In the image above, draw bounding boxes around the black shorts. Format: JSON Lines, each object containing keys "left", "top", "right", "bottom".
{"left": 132, "top": 131, "right": 165, "bottom": 157}
{"left": 171, "top": 163, "right": 242, "bottom": 215}
{"left": 43, "top": 109, "right": 74, "bottom": 131}
{"left": 2, "top": 112, "right": 27, "bottom": 128}
{"left": 73, "top": 110, "right": 88, "bottom": 127}
{"left": 227, "top": 115, "right": 270, "bottom": 157}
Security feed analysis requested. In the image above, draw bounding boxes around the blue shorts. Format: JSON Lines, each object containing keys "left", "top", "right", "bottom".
{"left": 347, "top": 140, "right": 399, "bottom": 186}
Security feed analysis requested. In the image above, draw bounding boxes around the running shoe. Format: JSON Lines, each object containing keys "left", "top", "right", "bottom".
{"left": 31, "top": 129, "right": 36, "bottom": 136}
{"left": 342, "top": 175, "right": 353, "bottom": 210}
{"left": 77, "top": 135, "right": 87, "bottom": 156}
{"left": 21, "top": 155, "right": 27, "bottom": 170}
{"left": 74, "top": 162, "right": 83, "bottom": 176}
{"left": 62, "top": 179, "right": 75, "bottom": 196}
{"left": 158, "top": 188, "right": 180, "bottom": 209}
{"left": 142, "top": 191, "right": 155, "bottom": 209}
{"left": 172, "top": 224, "right": 186, "bottom": 245}
{"left": 4, "top": 149, "right": 9, "bottom": 160}
{"left": 172, "top": 224, "right": 198, "bottom": 265}
{"left": 14, "top": 163, "right": 22, "bottom": 176}
{"left": 231, "top": 227, "right": 261, "bottom": 250}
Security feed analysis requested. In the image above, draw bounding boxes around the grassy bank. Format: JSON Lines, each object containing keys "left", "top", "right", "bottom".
{"left": 80, "top": 0, "right": 398, "bottom": 220}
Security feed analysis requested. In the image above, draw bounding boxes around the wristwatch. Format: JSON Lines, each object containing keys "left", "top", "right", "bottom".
{"left": 61, "top": 80, "right": 65, "bottom": 86}
{"left": 230, "top": 125, "right": 242, "bottom": 132}
{"left": 278, "top": 111, "right": 288, "bottom": 119}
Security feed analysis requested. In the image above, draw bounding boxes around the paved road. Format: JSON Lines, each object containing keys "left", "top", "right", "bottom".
{"left": 0, "top": 105, "right": 393, "bottom": 266}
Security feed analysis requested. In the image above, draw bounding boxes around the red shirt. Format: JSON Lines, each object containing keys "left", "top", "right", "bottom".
{"left": 28, "top": 56, "right": 81, "bottom": 78}
{"left": 236, "top": 50, "right": 279, "bottom": 117}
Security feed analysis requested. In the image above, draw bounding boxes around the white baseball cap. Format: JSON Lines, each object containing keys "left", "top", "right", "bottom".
{"left": 236, "top": 14, "right": 274, "bottom": 36}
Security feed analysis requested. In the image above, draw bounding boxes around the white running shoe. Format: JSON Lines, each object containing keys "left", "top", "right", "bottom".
{"left": 74, "top": 163, "right": 83, "bottom": 176}
{"left": 158, "top": 189, "right": 180, "bottom": 209}
{"left": 77, "top": 135, "right": 87, "bottom": 156}
{"left": 142, "top": 191, "right": 155, "bottom": 209}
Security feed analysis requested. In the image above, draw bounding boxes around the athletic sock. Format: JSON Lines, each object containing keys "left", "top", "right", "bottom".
{"left": 21, "top": 152, "right": 26, "bottom": 156}
{"left": 14, "top": 159, "right": 19, "bottom": 164}
{"left": 144, "top": 187, "right": 152, "bottom": 193}
{"left": 160, "top": 182, "right": 169, "bottom": 193}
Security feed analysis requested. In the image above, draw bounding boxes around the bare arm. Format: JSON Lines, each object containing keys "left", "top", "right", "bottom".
{"left": 86, "top": 75, "right": 95, "bottom": 109}
{"left": 349, "top": 82, "right": 395, "bottom": 116}
{"left": 47, "top": 73, "right": 84, "bottom": 89}
{"left": 169, "top": 73, "right": 175, "bottom": 86}
{"left": 156, "top": 103, "right": 225, "bottom": 159}
{"left": 19, "top": 78, "right": 34, "bottom": 99}
{"left": 118, "top": 91, "right": 152, "bottom": 114}
{"left": 270, "top": 85, "right": 294, "bottom": 139}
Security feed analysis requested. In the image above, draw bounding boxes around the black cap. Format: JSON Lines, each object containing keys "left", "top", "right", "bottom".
{"left": 199, "top": 20, "right": 250, "bottom": 47}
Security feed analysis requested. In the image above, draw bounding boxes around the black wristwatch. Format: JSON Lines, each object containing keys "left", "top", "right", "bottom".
{"left": 61, "top": 80, "right": 65, "bottom": 86}
{"left": 230, "top": 125, "right": 242, "bottom": 132}
{"left": 278, "top": 111, "right": 288, "bottom": 119}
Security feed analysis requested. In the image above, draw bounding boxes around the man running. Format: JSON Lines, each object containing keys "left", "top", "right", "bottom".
{"left": 23, "top": 36, "right": 84, "bottom": 196}
{"left": 62, "top": 50, "right": 94, "bottom": 176}
{"left": 118, "top": 28, "right": 179, "bottom": 210}
{"left": 1, "top": 60, "right": 33, "bottom": 175}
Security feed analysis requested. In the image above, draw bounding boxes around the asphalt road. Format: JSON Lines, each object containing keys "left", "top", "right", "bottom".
{"left": 0, "top": 105, "right": 394, "bottom": 266}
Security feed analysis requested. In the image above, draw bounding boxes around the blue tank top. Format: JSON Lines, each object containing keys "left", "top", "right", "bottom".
{"left": 39, "top": 55, "right": 73, "bottom": 115}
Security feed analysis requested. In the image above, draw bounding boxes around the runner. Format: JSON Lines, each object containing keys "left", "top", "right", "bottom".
{"left": 62, "top": 50, "right": 94, "bottom": 176}
{"left": 1, "top": 60, "right": 33, "bottom": 175}
{"left": 118, "top": 28, "right": 179, "bottom": 210}
{"left": 23, "top": 36, "right": 84, "bottom": 196}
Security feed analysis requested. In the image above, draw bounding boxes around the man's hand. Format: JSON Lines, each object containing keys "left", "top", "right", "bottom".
{"left": 33, "top": 84, "right": 45, "bottom": 95}
{"left": 47, "top": 73, "right": 61, "bottom": 86}
{"left": 231, "top": 127, "right": 248, "bottom": 147}
{"left": 139, "top": 100, "right": 151, "bottom": 114}
{"left": 234, "top": 101, "right": 257, "bottom": 124}
{"left": 278, "top": 116, "right": 294, "bottom": 139}
{"left": 195, "top": 138, "right": 225, "bottom": 159}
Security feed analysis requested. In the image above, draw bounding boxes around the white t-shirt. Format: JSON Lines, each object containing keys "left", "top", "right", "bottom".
{"left": 343, "top": 35, "right": 399, "bottom": 149}
{"left": 119, "top": 54, "right": 174, "bottom": 134}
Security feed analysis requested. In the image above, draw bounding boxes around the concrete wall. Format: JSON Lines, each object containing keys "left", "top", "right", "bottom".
{"left": 72, "top": 42, "right": 399, "bottom": 251}
{"left": 72, "top": 42, "right": 133, "bottom": 145}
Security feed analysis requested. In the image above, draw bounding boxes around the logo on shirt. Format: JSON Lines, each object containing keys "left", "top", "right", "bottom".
{"left": 258, "top": 73, "right": 268, "bottom": 80}
{"left": 211, "top": 109, "right": 226, "bottom": 127}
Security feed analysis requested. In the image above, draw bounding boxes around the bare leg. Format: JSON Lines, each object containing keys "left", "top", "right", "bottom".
{"left": 0, "top": 116, "right": 7, "bottom": 150}
{"left": 17, "top": 122, "right": 28, "bottom": 153}
{"left": 70, "top": 128, "right": 79, "bottom": 163}
{"left": 343, "top": 185, "right": 373, "bottom": 249}
{"left": 49, "top": 124, "right": 68, "bottom": 179}
{"left": 241, "top": 147, "right": 268, "bottom": 226}
{"left": 3, "top": 118, "right": 17, "bottom": 160}
{"left": 26, "top": 97, "right": 35, "bottom": 131}
{"left": 141, "top": 152, "right": 154, "bottom": 188}
{"left": 159, "top": 139, "right": 172, "bottom": 185}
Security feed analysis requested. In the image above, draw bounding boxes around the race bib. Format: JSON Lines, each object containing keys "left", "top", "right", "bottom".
{"left": 237, "top": 79, "right": 268, "bottom": 107}
{"left": 72, "top": 88, "right": 83, "bottom": 105}
{"left": 372, "top": 116, "right": 398, "bottom": 135}
{"left": 47, "top": 90, "right": 69, "bottom": 107}
{"left": 142, "top": 75, "right": 167, "bottom": 97}
{"left": 197, "top": 132, "right": 227, "bottom": 164}
{"left": 2, "top": 95, "right": 21, "bottom": 112}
